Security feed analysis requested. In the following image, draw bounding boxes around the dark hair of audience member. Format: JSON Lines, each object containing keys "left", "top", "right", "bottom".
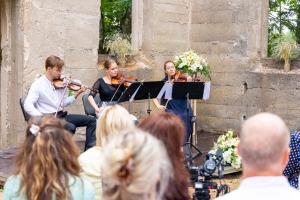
{"left": 15, "top": 115, "right": 81, "bottom": 200}
{"left": 138, "top": 112, "right": 190, "bottom": 200}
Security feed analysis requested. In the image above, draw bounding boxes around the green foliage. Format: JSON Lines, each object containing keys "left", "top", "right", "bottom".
{"left": 104, "top": 33, "right": 135, "bottom": 59}
{"left": 100, "top": 0, "right": 132, "bottom": 54}
{"left": 269, "top": 0, "right": 300, "bottom": 57}
{"left": 271, "top": 32, "right": 299, "bottom": 62}
{"left": 268, "top": 0, "right": 300, "bottom": 57}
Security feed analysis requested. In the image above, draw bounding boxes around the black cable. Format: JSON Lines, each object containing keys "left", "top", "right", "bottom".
{"left": 216, "top": 184, "right": 230, "bottom": 197}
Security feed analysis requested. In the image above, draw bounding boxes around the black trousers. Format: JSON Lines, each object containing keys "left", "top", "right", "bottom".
{"left": 57, "top": 111, "right": 96, "bottom": 150}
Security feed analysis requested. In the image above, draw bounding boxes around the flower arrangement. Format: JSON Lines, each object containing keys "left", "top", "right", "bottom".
{"left": 174, "top": 50, "right": 212, "bottom": 80}
{"left": 209, "top": 130, "right": 242, "bottom": 169}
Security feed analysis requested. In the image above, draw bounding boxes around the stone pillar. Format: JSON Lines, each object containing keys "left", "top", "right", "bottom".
{"left": 0, "top": 0, "right": 100, "bottom": 149}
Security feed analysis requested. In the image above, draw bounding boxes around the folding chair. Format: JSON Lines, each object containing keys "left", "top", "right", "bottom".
{"left": 20, "top": 97, "right": 31, "bottom": 122}
{"left": 82, "top": 93, "right": 101, "bottom": 117}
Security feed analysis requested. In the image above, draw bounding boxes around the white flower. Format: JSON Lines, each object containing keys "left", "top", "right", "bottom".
{"left": 223, "top": 150, "right": 232, "bottom": 164}
{"left": 174, "top": 50, "right": 211, "bottom": 79}
{"left": 209, "top": 130, "right": 242, "bottom": 169}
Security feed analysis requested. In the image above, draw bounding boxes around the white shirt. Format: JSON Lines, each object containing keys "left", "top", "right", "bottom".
{"left": 215, "top": 176, "right": 300, "bottom": 200}
{"left": 24, "top": 75, "right": 76, "bottom": 116}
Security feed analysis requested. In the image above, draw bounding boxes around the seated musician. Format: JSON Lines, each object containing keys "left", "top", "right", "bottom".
{"left": 24, "top": 55, "right": 96, "bottom": 150}
{"left": 88, "top": 58, "right": 127, "bottom": 117}
{"left": 153, "top": 60, "right": 194, "bottom": 144}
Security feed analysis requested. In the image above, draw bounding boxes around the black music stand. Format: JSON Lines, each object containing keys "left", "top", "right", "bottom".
{"left": 117, "top": 82, "right": 142, "bottom": 113}
{"left": 172, "top": 82, "right": 206, "bottom": 158}
{"left": 132, "top": 81, "right": 165, "bottom": 115}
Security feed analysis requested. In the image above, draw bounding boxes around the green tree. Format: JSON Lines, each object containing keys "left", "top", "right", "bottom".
{"left": 99, "top": 0, "right": 132, "bottom": 54}
{"left": 269, "top": 0, "right": 300, "bottom": 57}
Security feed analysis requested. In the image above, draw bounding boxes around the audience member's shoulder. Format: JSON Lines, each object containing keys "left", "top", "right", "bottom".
{"left": 69, "top": 175, "right": 95, "bottom": 200}
{"left": 4, "top": 175, "right": 20, "bottom": 188}
{"left": 78, "top": 147, "right": 103, "bottom": 163}
{"left": 292, "top": 130, "right": 300, "bottom": 140}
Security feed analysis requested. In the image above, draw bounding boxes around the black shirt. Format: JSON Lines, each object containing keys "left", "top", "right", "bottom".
{"left": 89, "top": 78, "right": 125, "bottom": 101}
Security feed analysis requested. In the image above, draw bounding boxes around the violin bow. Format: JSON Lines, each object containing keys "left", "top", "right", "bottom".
{"left": 54, "top": 78, "right": 70, "bottom": 118}
{"left": 109, "top": 79, "right": 123, "bottom": 105}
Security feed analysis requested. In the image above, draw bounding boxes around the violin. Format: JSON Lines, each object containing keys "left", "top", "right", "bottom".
{"left": 53, "top": 77, "right": 98, "bottom": 93}
{"left": 170, "top": 72, "right": 188, "bottom": 82}
{"left": 170, "top": 72, "right": 200, "bottom": 82}
{"left": 111, "top": 73, "right": 137, "bottom": 87}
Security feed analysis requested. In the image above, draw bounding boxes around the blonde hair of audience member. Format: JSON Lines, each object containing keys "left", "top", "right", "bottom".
{"left": 239, "top": 112, "right": 290, "bottom": 177}
{"left": 96, "top": 104, "right": 135, "bottom": 147}
{"left": 15, "top": 115, "right": 82, "bottom": 200}
{"left": 102, "top": 128, "right": 172, "bottom": 200}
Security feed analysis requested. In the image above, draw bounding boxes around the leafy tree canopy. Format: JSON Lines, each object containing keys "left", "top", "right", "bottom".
{"left": 99, "top": 0, "right": 132, "bottom": 54}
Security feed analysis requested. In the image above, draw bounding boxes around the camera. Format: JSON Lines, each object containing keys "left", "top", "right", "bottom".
{"left": 183, "top": 145, "right": 229, "bottom": 200}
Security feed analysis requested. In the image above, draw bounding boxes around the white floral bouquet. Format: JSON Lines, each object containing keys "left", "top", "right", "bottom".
{"left": 209, "top": 130, "right": 242, "bottom": 169}
{"left": 174, "top": 50, "right": 212, "bottom": 80}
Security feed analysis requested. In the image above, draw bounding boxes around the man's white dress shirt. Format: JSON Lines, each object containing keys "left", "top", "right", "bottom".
{"left": 24, "top": 75, "right": 76, "bottom": 116}
{"left": 215, "top": 176, "right": 300, "bottom": 200}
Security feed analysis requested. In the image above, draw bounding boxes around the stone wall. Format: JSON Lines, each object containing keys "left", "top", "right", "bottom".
{"left": 137, "top": 0, "right": 300, "bottom": 134}
{"left": 2, "top": 0, "right": 300, "bottom": 149}
{"left": 0, "top": 0, "right": 100, "bottom": 149}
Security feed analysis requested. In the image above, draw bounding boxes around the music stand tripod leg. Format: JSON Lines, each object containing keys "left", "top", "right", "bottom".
{"left": 185, "top": 93, "right": 202, "bottom": 157}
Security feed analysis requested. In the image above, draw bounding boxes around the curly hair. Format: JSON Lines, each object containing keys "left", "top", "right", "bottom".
{"left": 15, "top": 115, "right": 81, "bottom": 200}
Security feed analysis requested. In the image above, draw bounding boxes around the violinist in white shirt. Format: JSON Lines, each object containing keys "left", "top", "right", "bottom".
{"left": 24, "top": 55, "right": 96, "bottom": 150}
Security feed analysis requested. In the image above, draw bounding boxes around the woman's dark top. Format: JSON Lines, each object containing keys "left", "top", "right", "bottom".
{"left": 160, "top": 77, "right": 193, "bottom": 117}
{"left": 89, "top": 78, "right": 125, "bottom": 101}
{"left": 161, "top": 77, "right": 194, "bottom": 144}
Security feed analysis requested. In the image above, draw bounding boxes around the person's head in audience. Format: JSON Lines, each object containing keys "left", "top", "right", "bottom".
{"left": 102, "top": 128, "right": 172, "bottom": 200}
{"left": 239, "top": 112, "right": 290, "bottom": 177}
{"left": 214, "top": 113, "right": 300, "bottom": 200}
{"left": 96, "top": 104, "right": 135, "bottom": 147}
{"left": 15, "top": 115, "right": 83, "bottom": 199}
{"left": 138, "top": 112, "right": 190, "bottom": 200}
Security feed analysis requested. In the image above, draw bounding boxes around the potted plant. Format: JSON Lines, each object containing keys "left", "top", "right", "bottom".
{"left": 272, "top": 33, "right": 300, "bottom": 72}
{"left": 104, "top": 33, "right": 136, "bottom": 67}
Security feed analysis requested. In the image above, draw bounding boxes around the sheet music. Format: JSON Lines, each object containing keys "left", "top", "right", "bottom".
{"left": 164, "top": 83, "right": 173, "bottom": 99}
{"left": 129, "top": 84, "right": 142, "bottom": 102}
{"left": 203, "top": 81, "right": 211, "bottom": 100}
{"left": 156, "top": 82, "right": 173, "bottom": 99}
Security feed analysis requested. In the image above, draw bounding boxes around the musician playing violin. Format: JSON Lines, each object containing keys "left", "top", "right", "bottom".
{"left": 88, "top": 58, "right": 127, "bottom": 116}
{"left": 153, "top": 60, "right": 194, "bottom": 144}
{"left": 24, "top": 55, "right": 96, "bottom": 150}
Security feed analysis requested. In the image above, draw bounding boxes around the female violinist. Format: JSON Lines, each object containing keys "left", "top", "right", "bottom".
{"left": 88, "top": 58, "right": 127, "bottom": 116}
{"left": 153, "top": 60, "right": 194, "bottom": 144}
